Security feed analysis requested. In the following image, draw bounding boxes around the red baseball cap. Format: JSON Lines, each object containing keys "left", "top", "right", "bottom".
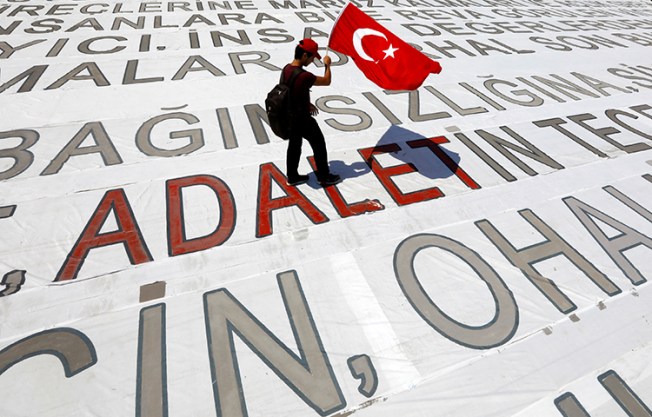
{"left": 299, "top": 38, "right": 322, "bottom": 59}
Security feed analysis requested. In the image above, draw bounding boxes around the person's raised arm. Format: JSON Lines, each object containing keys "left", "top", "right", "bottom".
{"left": 314, "top": 55, "right": 331, "bottom": 86}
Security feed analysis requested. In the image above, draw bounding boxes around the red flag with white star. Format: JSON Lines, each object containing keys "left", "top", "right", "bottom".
{"left": 328, "top": 3, "right": 442, "bottom": 90}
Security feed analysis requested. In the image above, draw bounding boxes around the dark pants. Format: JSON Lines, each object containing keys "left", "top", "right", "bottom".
{"left": 287, "top": 116, "right": 329, "bottom": 179}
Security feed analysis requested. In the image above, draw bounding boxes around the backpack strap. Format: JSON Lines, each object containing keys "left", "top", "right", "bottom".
{"left": 281, "top": 67, "right": 303, "bottom": 88}
{"left": 282, "top": 67, "right": 303, "bottom": 119}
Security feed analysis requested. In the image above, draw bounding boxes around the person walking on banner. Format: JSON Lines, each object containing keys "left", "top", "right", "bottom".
{"left": 283, "top": 38, "right": 342, "bottom": 187}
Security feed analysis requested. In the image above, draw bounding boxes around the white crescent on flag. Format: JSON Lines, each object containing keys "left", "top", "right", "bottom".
{"left": 352, "top": 28, "right": 388, "bottom": 62}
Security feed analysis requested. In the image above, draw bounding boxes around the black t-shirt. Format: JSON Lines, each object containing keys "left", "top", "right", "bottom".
{"left": 282, "top": 64, "right": 317, "bottom": 118}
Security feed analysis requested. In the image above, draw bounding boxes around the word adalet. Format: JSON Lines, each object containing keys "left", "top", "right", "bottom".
{"left": 54, "top": 104, "right": 652, "bottom": 282}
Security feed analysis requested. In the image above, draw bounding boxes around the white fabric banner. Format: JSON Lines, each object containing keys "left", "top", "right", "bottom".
{"left": 1, "top": 0, "right": 652, "bottom": 416}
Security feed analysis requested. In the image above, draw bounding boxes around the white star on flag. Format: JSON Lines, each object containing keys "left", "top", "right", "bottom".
{"left": 382, "top": 44, "right": 399, "bottom": 60}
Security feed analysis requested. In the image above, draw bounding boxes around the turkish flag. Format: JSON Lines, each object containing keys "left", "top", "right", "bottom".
{"left": 328, "top": 3, "right": 442, "bottom": 90}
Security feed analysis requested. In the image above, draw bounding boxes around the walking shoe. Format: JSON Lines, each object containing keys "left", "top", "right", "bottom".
{"left": 287, "top": 174, "right": 309, "bottom": 186}
{"left": 318, "top": 173, "right": 342, "bottom": 186}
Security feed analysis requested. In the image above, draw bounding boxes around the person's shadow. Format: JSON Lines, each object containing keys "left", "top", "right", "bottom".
{"left": 371, "top": 125, "right": 462, "bottom": 180}
{"left": 305, "top": 158, "right": 370, "bottom": 189}
{"left": 305, "top": 125, "right": 466, "bottom": 188}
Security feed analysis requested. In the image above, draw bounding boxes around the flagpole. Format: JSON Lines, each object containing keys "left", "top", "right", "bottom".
{"left": 326, "top": 1, "right": 351, "bottom": 57}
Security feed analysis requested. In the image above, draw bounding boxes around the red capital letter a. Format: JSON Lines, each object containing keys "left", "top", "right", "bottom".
{"left": 167, "top": 175, "right": 236, "bottom": 256}
{"left": 256, "top": 163, "right": 328, "bottom": 238}
{"left": 55, "top": 189, "right": 153, "bottom": 281}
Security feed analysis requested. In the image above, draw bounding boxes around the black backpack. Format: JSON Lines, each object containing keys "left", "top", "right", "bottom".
{"left": 265, "top": 67, "right": 302, "bottom": 140}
